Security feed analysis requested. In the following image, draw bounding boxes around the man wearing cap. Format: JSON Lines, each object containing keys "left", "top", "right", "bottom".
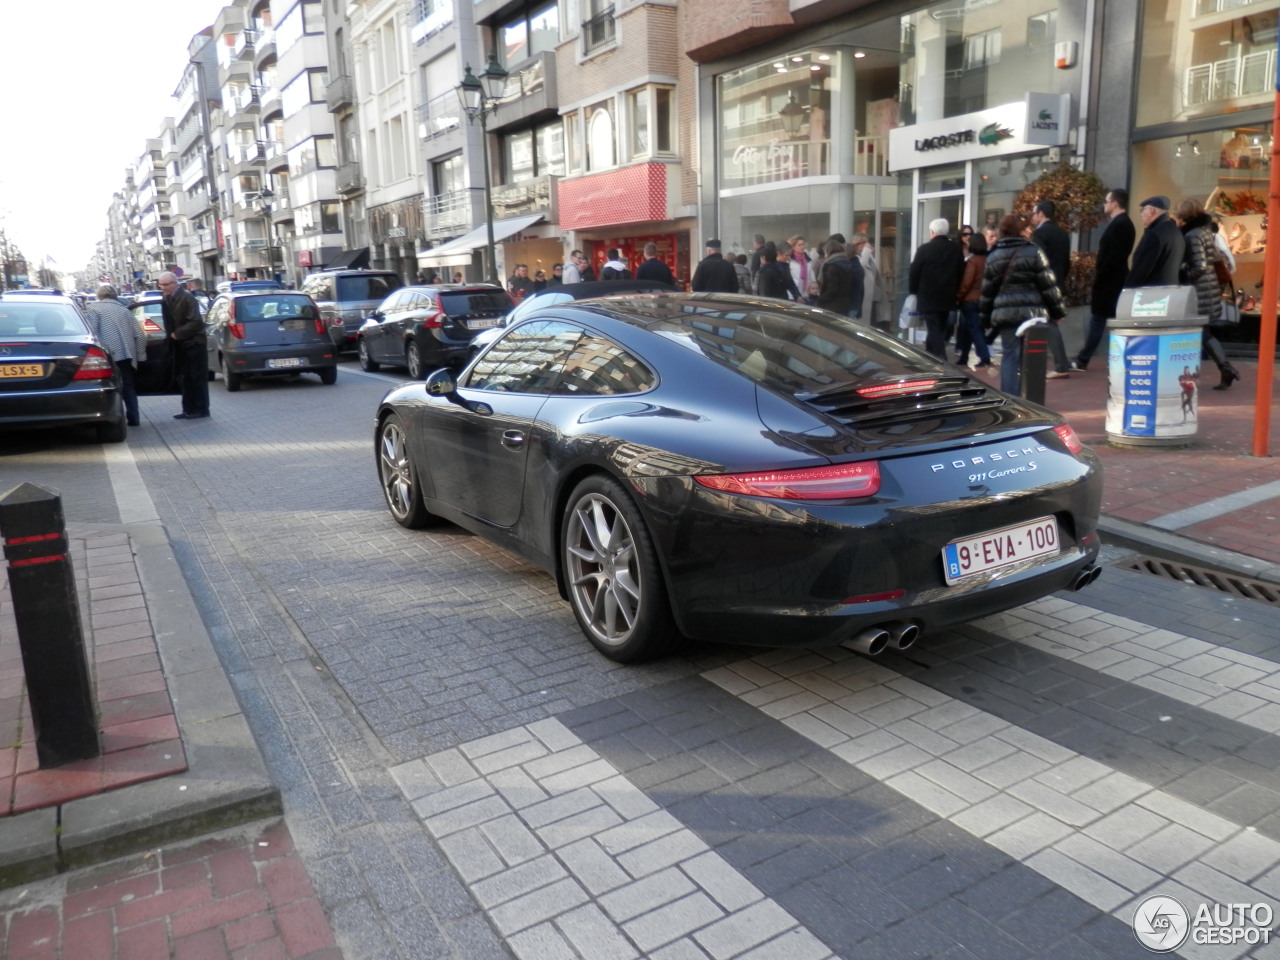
{"left": 1125, "top": 196, "right": 1185, "bottom": 287}
{"left": 691, "top": 239, "right": 739, "bottom": 293}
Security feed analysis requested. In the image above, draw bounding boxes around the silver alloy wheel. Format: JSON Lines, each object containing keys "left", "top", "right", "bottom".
{"left": 565, "top": 492, "right": 642, "bottom": 646}
{"left": 407, "top": 342, "right": 422, "bottom": 379}
{"left": 378, "top": 419, "right": 415, "bottom": 521}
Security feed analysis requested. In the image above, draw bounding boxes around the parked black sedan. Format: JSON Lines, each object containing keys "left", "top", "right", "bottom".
{"left": 356, "top": 283, "right": 513, "bottom": 378}
{"left": 374, "top": 293, "right": 1102, "bottom": 663}
{"left": 0, "top": 293, "right": 127, "bottom": 442}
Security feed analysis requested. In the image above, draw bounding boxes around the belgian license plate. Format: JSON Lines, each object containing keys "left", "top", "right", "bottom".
{"left": 267, "top": 357, "right": 304, "bottom": 369}
{"left": 942, "top": 516, "right": 1059, "bottom": 585}
{"left": 466, "top": 318, "right": 498, "bottom": 330}
{"left": 0, "top": 363, "right": 44, "bottom": 379}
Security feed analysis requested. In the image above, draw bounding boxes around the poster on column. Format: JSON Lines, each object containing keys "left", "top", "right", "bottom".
{"left": 1105, "top": 330, "right": 1202, "bottom": 440}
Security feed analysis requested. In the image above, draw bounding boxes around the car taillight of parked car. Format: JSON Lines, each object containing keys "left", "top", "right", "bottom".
{"left": 1054, "top": 424, "right": 1084, "bottom": 455}
{"left": 694, "top": 461, "right": 881, "bottom": 500}
{"left": 419, "top": 308, "right": 444, "bottom": 330}
{"left": 313, "top": 314, "right": 326, "bottom": 336}
{"left": 227, "top": 300, "right": 245, "bottom": 339}
{"left": 72, "top": 346, "right": 115, "bottom": 380}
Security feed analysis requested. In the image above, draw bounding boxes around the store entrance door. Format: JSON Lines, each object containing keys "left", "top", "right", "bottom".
{"left": 915, "top": 162, "right": 968, "bottom": 239}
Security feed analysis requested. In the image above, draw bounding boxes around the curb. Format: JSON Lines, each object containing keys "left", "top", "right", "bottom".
{"left": 1098, "top": 514, "right": 1280, "bottom": 585}
{"left": 0, "top": 523, "right": 281, "bottom": 888}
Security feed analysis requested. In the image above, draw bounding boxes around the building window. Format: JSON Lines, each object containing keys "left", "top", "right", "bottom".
{"left": 433, "top": 153, "right": 465, "bottom": 195}
{"left": 964, "top": 29, "right": 1001, "bottom": 69}
{"left": 505, "top": 130, "right": 535, "bottom": 182}
{"left": 498, "top": 3, "right": 558, "bottom": 67}
{"left": 500, "top": 120, "right": 565, "bottom": 182}
{"left": 275, "top": 1, "right": 322, "bottom": 52}
{"left": 565, "top": 111, "right": 581, "bottom": 174}
{"left": 282, "top": 68, "right": 326, "bottom": 117}
{"left": 586, "top": 101, "right": 615, "bottom": 171}
{"left": 321, "top": 201, "right": 341, "bottom": 234}
{"left": 583, "top": 1, "right": 615, "bottom": 54}
{"left": 1027, "top": 11, "right": 1056, "bottom": 47}
{"left": 316, "top": 135, "right": 336, "bottom": 167}
{"left": 536, "top": 121, "right": 565, "bottom": 175}
{"left": 627, "top": 85, "right": 674, "bottom": 159}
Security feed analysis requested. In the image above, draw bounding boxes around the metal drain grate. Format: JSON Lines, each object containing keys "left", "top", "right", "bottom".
{"left": 1119, "top": 555, "right": 1280, "bottom": 605}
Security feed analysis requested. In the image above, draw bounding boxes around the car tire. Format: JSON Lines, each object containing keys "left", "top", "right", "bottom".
{"left": 406, "top": 342, "right": 424, "bottom": 380}
{"left": 319, "top": 366, "right": 338, "bottom": 385}
{"left": 561, "top": 475, "right": 681, "bottom": 663}
{"left": 377, "top": 413, "right": 438, "bottom": 529}
{"left": 358, "top": 338, "right": 379, "bottom": 371}
{"left": 96, "top": 418, "right": 127, "bottom": 443}
{"left": 224, "top": 368, "right": 242, "bottom": 392}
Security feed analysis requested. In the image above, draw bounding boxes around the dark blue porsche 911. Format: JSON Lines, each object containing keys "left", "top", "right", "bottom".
{"left": 374, "top": 293, "right": 1102, "bottom": 663}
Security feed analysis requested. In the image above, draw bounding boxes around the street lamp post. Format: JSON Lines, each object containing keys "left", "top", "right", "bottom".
{"left": 258, "top": 188, "right": 278, "bottom": 282}
{"left": 457, "top": 54, "right": 509, "bottom": 287}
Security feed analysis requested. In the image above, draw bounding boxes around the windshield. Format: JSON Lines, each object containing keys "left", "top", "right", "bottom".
{"left": 336, "top": 275, "right": 404, "bottom": 302}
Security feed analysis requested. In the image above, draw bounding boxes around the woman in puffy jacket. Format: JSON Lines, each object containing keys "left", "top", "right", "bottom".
{"left": 1174, "top": 198, "right": 1240, "bottom": 390}
{"left": 979, "top": 213, "right": 1067, "bottom": 394}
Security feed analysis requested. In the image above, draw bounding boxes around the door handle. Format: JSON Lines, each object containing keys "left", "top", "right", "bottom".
{"left": 501, "top": 430, "right": 525, "bottom": 448}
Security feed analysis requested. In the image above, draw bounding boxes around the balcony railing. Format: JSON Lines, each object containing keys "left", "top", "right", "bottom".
{"left": 1186, "top": 49, "right": 1275, "bottom": 106}
{"left": 416, "top": 90, "right": 461, "bottom": 140}
{"left": 490, "top": 174, "right": 555, "bottom": 220}
{"left": 583, "top": 6, "right": 616, "bottom": 54}
{"left": 336, "top": 160, "right": 364, "bottom": 194}
{"left": 326, "top": 74, "right": 355, "bottom": 112}
{"left": 1194, "top": 0, "right": 1268, "bottom": 14}
{"left": 410, "top": 0, "right": 452, "bottom": 43}
{"left": 235, "top": 28, "right": 257, "bottom": 60}
{"left": 229, "top": 140, "right": 267, "bottom": 165}
{"left": 424, "top": 189, "right": 475, "bottom": 238}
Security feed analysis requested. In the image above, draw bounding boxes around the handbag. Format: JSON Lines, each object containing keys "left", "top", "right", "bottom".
{"left": 897, "top": 294, "right": 919, "bottom": 330}
{"left": 1213, "top": 256, "right": 1233, "bottom": 290}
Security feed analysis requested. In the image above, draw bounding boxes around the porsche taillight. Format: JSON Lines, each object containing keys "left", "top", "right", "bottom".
{"left": 1054, "top": 424, "right": 1084, "bottom": 455}
{"left": 72, "top": 346, "right": 115, "bottom": 380}
{"left": 694, "top": 461, "right": 881, "bottom": 500}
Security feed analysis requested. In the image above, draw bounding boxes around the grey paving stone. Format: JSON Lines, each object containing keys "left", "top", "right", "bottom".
{"left": 621, "top": 892, "right": 725, "bottom": 954}
{"left": 555, "top": 903, "right": 640, "bottom": 960}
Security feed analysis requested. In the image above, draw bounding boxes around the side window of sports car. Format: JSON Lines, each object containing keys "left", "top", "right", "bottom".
{"left": 552, "top": 332, "right": 655, "bottom": 396}
{"left": 466, "top": 320, "right": 583, "bottom": 394}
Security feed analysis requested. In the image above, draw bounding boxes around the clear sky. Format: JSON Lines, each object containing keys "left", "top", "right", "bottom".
{"left": 0, "top": 1, "right": 229, "bottom": 276}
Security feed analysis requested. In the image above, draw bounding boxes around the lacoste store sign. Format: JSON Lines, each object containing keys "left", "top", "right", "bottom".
{"left": 888, "top": 94, "right": 1070, "bottom": 172}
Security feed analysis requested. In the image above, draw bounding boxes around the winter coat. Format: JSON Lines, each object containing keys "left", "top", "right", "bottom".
{"left": 956, "top": 254, "right": 986, "bottom": 303}
{"left": 787, "top": 253, "right": 813, "bottom": 299}
{"left": 816, "top": 252, "right": 864, "bottom": 316}
{"left": 1032, "top": 220, "right": 1071, "bottom": 288}
{"left": 909, "top": 235, "right": 966, "bottom": 313}
{"left": 691, "top": 253, "right": 739, "bottom": 293}
{"left": 1126, "top": 213, "right": 1185, "bottom": 287}
{"left": 757, "top": 260, "right": 802, "bottom": 301}
{"left": 858, "top": 247, "right": 887, "bottom": 323}
{"left": 978, "top": 237, "right": 1067, "bottom": 333}
{"left": 1179, "top": 213, "right": 1223, "bottom": 324}
{"left": 1089, "top": 212, "right": 1136, "bottom": 317}
{"left": 635, "top": 257, "right": 675, "bottom": 286}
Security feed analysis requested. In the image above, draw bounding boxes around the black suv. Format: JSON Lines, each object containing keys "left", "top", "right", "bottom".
{"left": 356, "top": 284, "right": 513, "bottom": 379}
{"left": 298, "top": 269, "right": 404, "bottom": 350}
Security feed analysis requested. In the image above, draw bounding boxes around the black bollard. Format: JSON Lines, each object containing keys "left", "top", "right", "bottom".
{"left": 1020, "top": 322, "right": 1052, "bottom": 405}
{"left": 0, "top": 483, "right": 100, "bottom": 767}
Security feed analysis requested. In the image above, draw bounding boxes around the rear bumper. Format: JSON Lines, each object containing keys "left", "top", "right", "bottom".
{"left": 0, "top": 385, "right": 123, "bottom": 430}
{"left": 220, "top": 344, "right": 337, "bottom": 375}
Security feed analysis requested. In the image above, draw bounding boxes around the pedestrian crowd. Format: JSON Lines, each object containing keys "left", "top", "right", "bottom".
{"left": 905, "top": 187, "right": 1240, "bottom": 397}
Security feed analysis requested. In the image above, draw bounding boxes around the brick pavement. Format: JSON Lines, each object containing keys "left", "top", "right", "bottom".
{"left": 0, "top": 820, "right": 339, "bottom": 960}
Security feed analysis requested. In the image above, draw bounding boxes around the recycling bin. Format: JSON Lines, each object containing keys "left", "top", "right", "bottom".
{"left": 1105, "top": 286, "right": 1203, "bottom": 448}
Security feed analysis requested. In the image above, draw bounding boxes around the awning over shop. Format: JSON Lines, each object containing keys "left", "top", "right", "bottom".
{"left": 417, "top": 214, "right": 544, "bottom": 269}
{"left": 327, "top": 248, "right": 371, "bottom": 270}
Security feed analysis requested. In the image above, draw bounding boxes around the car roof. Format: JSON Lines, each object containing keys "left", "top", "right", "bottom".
{"left": 216, "top": 289, "right": 313, "bottom": 300}
{"left": 1, "top": 291, "right": 80, "bottom": 304}
{"left": 397, "top": 283, "right": 505, "bottom": 294}
{"left": 309, "top": 268, "right": 401, "bottom": 278}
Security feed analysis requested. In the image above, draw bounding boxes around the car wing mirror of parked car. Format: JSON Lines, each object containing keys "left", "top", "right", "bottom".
{"left": 425, "top": 367, "right": 492, "bottom": 416}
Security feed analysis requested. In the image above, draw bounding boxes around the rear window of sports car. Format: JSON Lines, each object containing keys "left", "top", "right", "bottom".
{"left": 629, "top": 302, "right": 941, "bottom": 396}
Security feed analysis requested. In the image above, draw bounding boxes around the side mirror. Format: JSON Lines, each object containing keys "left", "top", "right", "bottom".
{"left": 424, "top": 368, "right": 456, "bottom": 396}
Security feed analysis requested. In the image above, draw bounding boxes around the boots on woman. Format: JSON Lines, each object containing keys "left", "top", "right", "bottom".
{"left": 1204, "top": 334, "right": 1241, "bottom": 390}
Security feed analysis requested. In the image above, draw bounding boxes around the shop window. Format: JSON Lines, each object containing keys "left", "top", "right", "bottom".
{"left": 587, "top": 101, "right": 615, "bottom": 171}
{"left": 1138, "top": 3, "right": 1280, "bottom": 127}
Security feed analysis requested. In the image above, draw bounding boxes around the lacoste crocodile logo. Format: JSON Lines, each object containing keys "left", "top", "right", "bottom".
{"left": 978, "top": 123, "right": 1014, "bottom": 146}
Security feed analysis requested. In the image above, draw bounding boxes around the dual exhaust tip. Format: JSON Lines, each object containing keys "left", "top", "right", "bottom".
{"left": 842, "top": 564, "right": 1102, "bottom": 657}
{"left": 842, "top": 621, "right": 918, "bottom": 657}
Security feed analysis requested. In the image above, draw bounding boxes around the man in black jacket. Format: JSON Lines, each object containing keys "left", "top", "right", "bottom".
{"left": 635, "top": 242, "right": 675, "bottom": 285}
{"left": 908, "top": 219, "right": 965, "bottom": 358}
{"left": 1075, "top": 188, "right": 1136, "bottom": 370}
{"left": 159, "top": 271, "right": 210, "bottom": 419}
{"left": 1030, "top": 200, "right": 1073, "bottom": 378}
{"left": 1126, "top": 196, "right": 1185, "bottom": 287}
{"left": 817, "top": 242, "right": 864, "bottom": 318}
{"left": 691, "top": 239, "right": 739, "bottom": 293}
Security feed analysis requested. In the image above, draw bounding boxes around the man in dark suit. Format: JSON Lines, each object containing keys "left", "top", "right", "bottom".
{"left": 691, "top": 239, "right": 739, "bottom": 293}
{"left": 908, "top": 218, "right": 965, "bottom": 359}
{"left": 1030, "top": 200, "right": 1073, "bottom": 378}
{"left": 1125, "top": 195, "right": 1185, "bottom": 287}
{"left": 1074, "top": 188, "right": 1136, "bottom": 370}
{"left": 635, "top": 242, "right": 675, "bottom": 285}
